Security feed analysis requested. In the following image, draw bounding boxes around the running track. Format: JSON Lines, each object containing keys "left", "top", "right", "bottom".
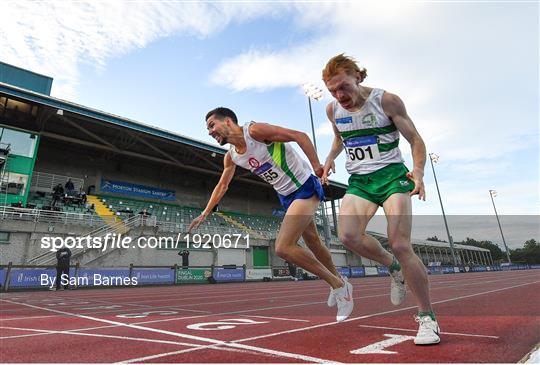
{"left": 1, "top": 270, "right": 539, "bottom": 363}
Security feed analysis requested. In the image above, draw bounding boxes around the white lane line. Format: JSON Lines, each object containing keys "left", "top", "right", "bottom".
{"left": 1, "top": 315, "right": 58, "bottom": 321}
{"left": 1, "top": 332, "right": 51, "bottom": 339}
{"left": 2, "top": 273, "right": 534, "bottom": 343}
{"left": 116, "top": 340, "right": 341, "bottom": 364}
{"left": 3, "top": 272, "right": 530, "bottom": 315}
{"left": 0, "top": 299, "right": 339, "bottom": 364}
{"left": 3, "top": 273, "right": 533, "bottom": 340}
{"left": 0, "top": 326, "right": 271, "bottom": 361}
{"left": 125, "top": 274, "right": 535, "bottom": 327}
{"left": 241, "top": 315, "right": 310, "bottom": 323}
{"left": 358, "top": 325, "right": 499, "bottom": 339}
{"left": 112, "top": 280, "right": 540, "bottom": 364}
{"left": 9, "top": 270, "right": 525, "bottom": 305}
{"left": 98, "top": 273, "right": 540, "bottom": 308}
{"left": 1, "top": 304, "right": 211, "bottom": 321}
{"left": 115, "top": 343, "right": 300, "bottom": 364}
{"left": 0, "top": 325, "right": 205, "bottom": 346}
{"left": 2, "top": 270, "right": 531, "bottom": 303}
{"left": 233, "top": 280, "right": 540, "bottom": 343}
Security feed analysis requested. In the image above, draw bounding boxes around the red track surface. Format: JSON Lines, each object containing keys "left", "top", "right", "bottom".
{"left": 1, "top": 270, "right": 539, "bottom": 363}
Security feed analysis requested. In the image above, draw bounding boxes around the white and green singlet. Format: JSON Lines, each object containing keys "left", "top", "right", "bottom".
{"left": 333, "top": 88, "right": 404, "bottom": 175}
{"left": 229, "top": 122, "right": 312, "bottom": 196}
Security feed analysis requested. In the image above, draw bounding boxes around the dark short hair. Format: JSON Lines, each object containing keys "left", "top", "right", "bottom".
{"left": 205, "top": 107, "right": 238, "bottom": 125}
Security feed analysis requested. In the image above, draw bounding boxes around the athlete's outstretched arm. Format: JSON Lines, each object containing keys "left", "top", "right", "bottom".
{"left": 321, "top": 103, "right": 344, "bottom": 185}
{"left": 382, "top": 92, "right": 426, "bottom": 200}
{"left": 188, "top": 152, "right": 236, "bottom": 232}
{"left": 249, "top": 123, "right": 323, "bottom": 177}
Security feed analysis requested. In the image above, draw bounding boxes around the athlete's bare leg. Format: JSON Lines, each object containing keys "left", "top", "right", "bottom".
{"left": 383, "top": 193, "right": 432, "bottom": 312}
{"left": 301, "top": 219, "right": 340, "bottom": 278}
{"left": 338, "top": 193, "right": 394, "bottom": 266}
{"left": 275, "top": 196, "right": 343, "bottom": 289}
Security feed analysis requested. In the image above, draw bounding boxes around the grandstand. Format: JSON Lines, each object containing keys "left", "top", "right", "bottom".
{"left": 0, "top": 61, "right": 492, "bottom": 282}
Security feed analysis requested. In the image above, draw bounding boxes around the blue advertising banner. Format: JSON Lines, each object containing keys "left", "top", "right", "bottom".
{"left": 530, "top": 264, "right": 540, "bottom": 269}
{"left": 428, "top": 266, "right": 443, "bottom": 275}
{"left": 132, "top": 268, "right": 174, "bottom": 285}
{"left": 350, "top": 267, "right": 365, "bottom": 277}
{"left": 442, "top": 266, "right": 455, "bottom": 274}
{"left": 213, "top": 268, "right": 244, "bottom": 282}
{"left": 101, "top": 179, "right": 175, "bottom": 201}
{"left": 8, "top": 268, "right": 74, "bottom": 288}
{"left": 0, "top": 268, "right": 4, "bottom": 287}
{"left": 76, "top": 268, "right": 130, "bottom": 286}
{"left": 377, "top": 266, "right": 389, "bottom": 276}
{"left": 337, "top": 267, "right": 351, "bottom": 278}
{"left": 471, "top": 266, "right": 487, "bottom": 272}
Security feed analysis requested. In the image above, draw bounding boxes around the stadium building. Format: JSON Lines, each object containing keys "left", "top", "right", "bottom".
{"left": 0, "top": 62, "right": 493, "bottom": 287}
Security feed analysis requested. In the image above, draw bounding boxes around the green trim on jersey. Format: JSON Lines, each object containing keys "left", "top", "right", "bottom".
{"left": 267, "top": 142, "right": 302, "bottom": 188}
{"left": 340, "top": 124, "right": 397, "bottom": 139}
{"left": 379, "top": 139, "right": 400, "bottom": 152}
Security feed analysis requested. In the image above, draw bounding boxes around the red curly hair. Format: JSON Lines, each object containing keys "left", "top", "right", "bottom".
{"left": 322, "top": 53, "right": 367, "bottom": 83}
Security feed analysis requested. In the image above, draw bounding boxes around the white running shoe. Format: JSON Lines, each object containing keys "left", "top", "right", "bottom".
{"left": 414, "top": 315, "right": 441, "bottom": 345}
{"left": 327, "top": 276, "right": 348, "bottom": 307}
{"left": 333, "top": 280, "right": 354, "bottom": 322}
{"left": 390, "top": 269, "right": 406, "bottom": 306}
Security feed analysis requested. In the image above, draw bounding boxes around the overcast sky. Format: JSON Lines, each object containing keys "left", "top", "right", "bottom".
{"left": 1, "top": 1, "right": 538, "bottom": 246}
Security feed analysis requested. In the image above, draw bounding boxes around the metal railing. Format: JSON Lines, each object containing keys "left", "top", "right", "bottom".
{"left": 0, "top": 205, "right": 101, "bottom": 226}
{"left": 30, "top": 171, "right": 84, "bottom": 193}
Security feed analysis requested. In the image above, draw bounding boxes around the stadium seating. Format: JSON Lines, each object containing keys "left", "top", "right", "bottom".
{"left": 96, "top": 195, "right": 236, "bottom": 234}
{"left": 27, "top": 192, "right": 91, "bottom": 214}
{"left": 6, "top": 191, "right": 103, "bottom": 227}
{"left": 92, "top": 194, "right": 344, "bottom": 243}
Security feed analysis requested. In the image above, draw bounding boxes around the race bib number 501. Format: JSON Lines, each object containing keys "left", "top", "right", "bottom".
{"left": 344, "top": 135, "right": 381, "bottom": 161}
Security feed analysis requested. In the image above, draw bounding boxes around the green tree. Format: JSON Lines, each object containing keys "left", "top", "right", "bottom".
{"left": 426, "top": 235, "right": 446, "bottom": 242}
{"left": 524, "top": 239, "right": 538, "bottom": 251}
{"left": 510, "top": 239, "right": 540, "bottom": 264}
